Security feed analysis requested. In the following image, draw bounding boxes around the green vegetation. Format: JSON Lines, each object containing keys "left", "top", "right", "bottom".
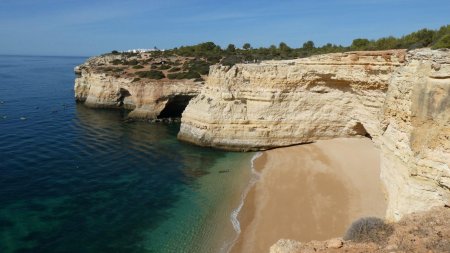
{"left": 243, "top": 43, "right": 252, "bottom": 50}
{"left": 167, "top": 71, "right": 201, "bottom": 80}
{"left": 158, "top": 64, "right": 171, "bottom": 70}
{"left": 125, "top": 59, "right": 139, "bottom": 65}
{"left": 168, "top": 67, "right": 181, "bottom": 72}
{"left": 344, "top": 217, "right": 393, "bottom": 245}
{"left": 185, "top": 60, "right": 210, "bottom": 75}
{"left": 165, "top": 24, "right": 450, "bottom": 65}
{"left": 102, "top": 24, "right": 449, "bottom": 79}
{"left": 111, "top": 59, "right": 122, "bottom": 65}
{"left": 135, "top": 70, "right": 165, "bottom": 79}
{"left": 432, "top": 34, "right": 450, "bottom": 49}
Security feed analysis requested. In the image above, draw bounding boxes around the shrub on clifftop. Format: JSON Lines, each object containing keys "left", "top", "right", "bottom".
{"left": 111, "top": 59, "right": 122, "bottom": 65}
{"left": 167, "top": 71, "right": 200, "bottom": 80}
{"left": 135, "top": 70, "right": 165, "bottom": 79}
{"left": 344, "top": 217, "right": 393, "bottom": 245}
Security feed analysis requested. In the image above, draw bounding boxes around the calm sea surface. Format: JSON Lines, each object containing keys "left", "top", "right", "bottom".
{"left": 0, "top": 55, "right": 253, "bottom": 253}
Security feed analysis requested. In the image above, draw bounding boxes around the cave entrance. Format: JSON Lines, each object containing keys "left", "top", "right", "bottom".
{"left": 158, "top": 95, "right": 194, "bottom": 118}
{"left": 353, "top": 122, "right": 372, "bottom": 139}
{"left": 117, "top": 88, "right": 131, "bottom": 107}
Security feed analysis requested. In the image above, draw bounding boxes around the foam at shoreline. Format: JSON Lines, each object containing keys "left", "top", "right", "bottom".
{"left": 221, "top": 152, "right": 263, "bottom": 253}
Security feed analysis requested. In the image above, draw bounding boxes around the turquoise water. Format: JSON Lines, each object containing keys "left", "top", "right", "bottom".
{"left": 0, "top": 55, "right": 253, "bottom": 253}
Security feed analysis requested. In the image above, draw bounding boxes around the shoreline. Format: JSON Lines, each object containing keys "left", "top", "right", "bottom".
{"left": 229, "top": 137, "right": 387, "bottom": 253}
{"left": 223, "top": 152, "right": 263, "bottom": 253}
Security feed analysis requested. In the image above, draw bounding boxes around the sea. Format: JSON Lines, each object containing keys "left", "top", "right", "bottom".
{"left": 0, "top": 55, "right": 255, "bottom": 253}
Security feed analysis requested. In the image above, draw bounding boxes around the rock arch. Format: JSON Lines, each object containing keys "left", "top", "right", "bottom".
{"left": 116, "top": 88, "right": 135, "bottom": 109}
{"left": 158, "top": 95, "right": 194, "bottom": 118}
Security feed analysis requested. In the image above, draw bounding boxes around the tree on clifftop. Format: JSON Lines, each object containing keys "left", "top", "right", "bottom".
{"left": 351, "top": 38, "right": 370, "bottom": 50}
{"left": 302, "top": 41, "right": 315, "bottom": 50}
{"left": 226, "top": 44, "right": 236, "bottom": 53}
{"left": 243, "top": 43, "right": 251, "bottom": 50}
{"left": 279, "top": 42, "right": 292, "bottom": 57}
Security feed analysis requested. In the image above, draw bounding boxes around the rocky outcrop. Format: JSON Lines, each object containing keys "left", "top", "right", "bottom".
{"left": 179, "top": 50, "right": 406, "bottom": 150}
{"left": 269, "top": 207, "right": 450, "bottom": 253}
{"left": 178, "top": 49, "right": 450, "bottom": 220}
{"left": 74, "top": 55, "right": 202, "bottom": 119}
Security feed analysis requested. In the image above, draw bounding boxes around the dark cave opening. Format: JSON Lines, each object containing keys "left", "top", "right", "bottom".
{"left": 157, "top": 95, "right": 194, "bottom": 118}
{"left": 353, "top": 122, "right": 372, "bottom": 139}
{"left": 117, "top": 88, "right": 131, "bottom": 107}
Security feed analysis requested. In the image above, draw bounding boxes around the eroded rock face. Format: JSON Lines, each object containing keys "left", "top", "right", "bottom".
{"left": 179, "top": 50, "right": 405, "bottom": 150}
{"left": 74, "top": 57, "right": 201, "bottom": 119}
{"left": 380, "top": 49, "right": 450, "bottom": 220}
{"left": 179, "top": 49, "right": 450, "bottom": 220}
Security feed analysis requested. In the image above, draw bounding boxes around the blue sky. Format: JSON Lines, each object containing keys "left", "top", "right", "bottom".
{"left": 0, "top": 0, "right": 449, "bottom": 56}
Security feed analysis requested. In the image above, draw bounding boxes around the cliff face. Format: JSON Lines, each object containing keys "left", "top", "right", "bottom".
{"left": 179, "top": 50, "right": 405, "bottom": 150}
{"left": 178, "top": 49, "right": 450, "bottom": 220}
{"left": 74, "top": 54, "right": 202, "bottom": 119}
{"left": 379, "top": 49, "right": 450, "bottom": 220}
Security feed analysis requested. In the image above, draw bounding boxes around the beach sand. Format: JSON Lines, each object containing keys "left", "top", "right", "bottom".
{"left": 230, "top": 137, "right": 386, "bottom": 253}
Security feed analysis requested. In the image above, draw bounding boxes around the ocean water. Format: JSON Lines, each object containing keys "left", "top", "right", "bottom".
{"left": 0, "top": 55, "right": 254, "bottom": 253}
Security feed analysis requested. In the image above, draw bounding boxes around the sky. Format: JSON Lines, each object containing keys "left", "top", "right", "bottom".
{"left": 0, "top": 0, "right": 449, "bottom": 56}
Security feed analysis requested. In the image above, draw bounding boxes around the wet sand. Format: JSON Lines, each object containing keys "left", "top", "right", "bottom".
{"left": 230, "top": 137, "right": 386, "bottom": 253}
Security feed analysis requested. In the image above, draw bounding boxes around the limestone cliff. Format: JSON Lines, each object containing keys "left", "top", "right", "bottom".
{"left": 379, "top": 49, "right": 450, "bottom": 220}
{"left": 178, "top": 49, "right": 450, "bottom": 220}
{"left": 179, "top": 50, "right": 405, "bottom": 150}
{"left": 74, "top": 54, "right": 202, "bottom": 119}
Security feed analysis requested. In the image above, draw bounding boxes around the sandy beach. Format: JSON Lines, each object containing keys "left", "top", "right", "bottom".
{"left": 230, "top": 137, "right": 386, "bottom": 253}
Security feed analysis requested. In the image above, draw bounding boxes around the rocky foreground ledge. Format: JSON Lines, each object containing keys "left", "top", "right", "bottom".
{"left": 270, "top": 207, "right": 450, "bottom": 253}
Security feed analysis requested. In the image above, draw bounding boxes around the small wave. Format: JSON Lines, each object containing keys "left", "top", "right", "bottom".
{"left": 250, "top": 151, "right": 263, "bottom": 177}
{"left": 221, "top": 151, "right": 263, "bottom": 253}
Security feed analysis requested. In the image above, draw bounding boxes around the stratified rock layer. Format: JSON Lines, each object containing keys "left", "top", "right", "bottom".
{"left": 179, "top": 49, "right": 450, "bottom": 220}
{"left": 379, "top": 49, "right": 450, "bottom": 220}
{"left": 179, "top": 50, "right": 405, "bottom": 150}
